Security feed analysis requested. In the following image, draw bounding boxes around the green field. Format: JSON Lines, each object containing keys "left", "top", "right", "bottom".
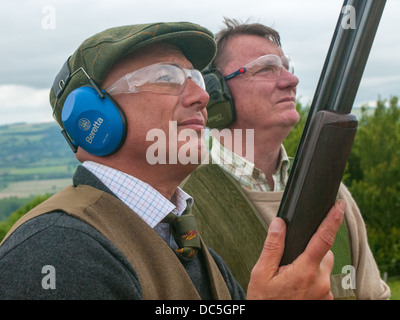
{"left": 4, "top": 165, "right": 73, "bottom": 175}
{"left": 0, "top": 178, "right": 71, "bottom": 199}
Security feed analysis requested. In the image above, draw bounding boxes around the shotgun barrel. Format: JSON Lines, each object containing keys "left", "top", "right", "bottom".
{"left": 277, "top": 0, "right": 386, "bottom": 266}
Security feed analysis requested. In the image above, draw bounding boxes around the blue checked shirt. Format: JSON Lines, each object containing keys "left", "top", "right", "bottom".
{"left": 83, "top": 161, "right": 192, "bottom": 247}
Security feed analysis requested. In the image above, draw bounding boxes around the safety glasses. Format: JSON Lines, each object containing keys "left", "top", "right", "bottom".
{"left": 225, "top": 54, "right": 294, "bottom": 81}
{"left": 105, "top": 63, "right": 206, "bottom": 96}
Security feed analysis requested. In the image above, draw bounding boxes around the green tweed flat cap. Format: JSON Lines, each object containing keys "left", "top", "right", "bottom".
{"left": 50, "top": 22, "right": 216, "bottom": 127}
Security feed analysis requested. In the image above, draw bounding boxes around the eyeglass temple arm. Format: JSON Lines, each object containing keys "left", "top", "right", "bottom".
{"left": 224, "top": 68, "right": 247, "bottom": 81}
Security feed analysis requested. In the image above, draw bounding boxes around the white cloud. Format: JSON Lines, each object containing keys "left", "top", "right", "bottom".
{"left": 360, "top": 75, "right": 400, "bottom": 88}
{"left": 0, "top": 85, "right": 53, "bottom": 125}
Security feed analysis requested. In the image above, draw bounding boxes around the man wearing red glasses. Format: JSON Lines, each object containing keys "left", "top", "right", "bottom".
{"left": 183, "top": 18, "right": 390, "bottom": 300}
{"left": 0, "top": 21, "right": 346, "bottom": 300}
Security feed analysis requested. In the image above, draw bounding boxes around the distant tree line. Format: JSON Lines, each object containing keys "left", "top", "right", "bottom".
{"left": 0, "top": 196, "right": 35, "bottom": 220}
{"left": 0, "top": 194, "right": 51, "bottom": 241}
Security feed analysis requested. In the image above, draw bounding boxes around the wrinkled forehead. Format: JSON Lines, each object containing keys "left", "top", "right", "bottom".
{"left": 103, "top": 43, "right": 191, "bottom": 88}
{"left": 224, "top": 34, "right": 284, "bottom": 71}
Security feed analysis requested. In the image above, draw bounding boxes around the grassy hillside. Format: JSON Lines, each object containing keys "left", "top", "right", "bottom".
{"left": 0, "top": 122, "right": 79, "bottom": 214}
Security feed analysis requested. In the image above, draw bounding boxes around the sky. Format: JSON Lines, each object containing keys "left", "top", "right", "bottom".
{"left": 0, "top": 0, "right": 399, "bottom": 125}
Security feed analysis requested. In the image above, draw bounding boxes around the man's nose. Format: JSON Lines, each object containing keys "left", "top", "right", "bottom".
{"left": 277, "top": 68, "right": 299, "bottom": 89}
{"left": 181, "top": 79, "right": 210, "bottom": 112}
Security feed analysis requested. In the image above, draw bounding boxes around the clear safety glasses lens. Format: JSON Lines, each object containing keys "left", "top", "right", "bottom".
{"left": 106, "top": 63, "right": 205, "bottom": 96}
{"left": 225, "top": 54, "right": 294, "bottom": 81}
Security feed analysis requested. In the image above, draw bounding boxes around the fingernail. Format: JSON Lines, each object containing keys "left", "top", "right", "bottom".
{"left": 269, "top": 218, "right": 283, "bottom": 234}
{"left": 337, "top": 200, "right": 346, "bottom": 213}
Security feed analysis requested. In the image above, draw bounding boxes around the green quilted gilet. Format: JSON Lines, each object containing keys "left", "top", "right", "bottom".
{"left": 182, "top": 164, "right": 356, "bottom": 299}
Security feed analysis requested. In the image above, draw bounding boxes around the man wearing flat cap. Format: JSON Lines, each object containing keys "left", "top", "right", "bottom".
{"left": 0, "top": 22, "right": 345, "bottom": 300}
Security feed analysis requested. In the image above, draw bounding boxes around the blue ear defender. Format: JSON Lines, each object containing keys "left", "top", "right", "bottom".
{"left": 61, "top": 86, "right": 127, "bottom": 157}
{"left": 52, "top": 59, "right": 127, "bottom": 157}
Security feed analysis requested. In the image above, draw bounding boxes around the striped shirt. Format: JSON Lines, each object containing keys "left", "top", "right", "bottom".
{"left": 210, "top": 137, "right": 291, "bottom": 192}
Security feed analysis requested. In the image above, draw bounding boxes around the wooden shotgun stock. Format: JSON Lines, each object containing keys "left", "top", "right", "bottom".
{"left": 278, "top": 0, "right": 386, "bottom": 266}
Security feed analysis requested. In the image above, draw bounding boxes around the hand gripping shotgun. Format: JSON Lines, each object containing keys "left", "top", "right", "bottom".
{"left": 277, "top": 0, "right": 386, "bottom": 266}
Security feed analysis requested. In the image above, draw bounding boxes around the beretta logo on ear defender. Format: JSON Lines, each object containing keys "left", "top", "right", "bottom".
{"left": 78, "top": 118, "right": 91, "bottom": 131}
{"left": 85, "top": 118, "right": 104, "bottom": 144}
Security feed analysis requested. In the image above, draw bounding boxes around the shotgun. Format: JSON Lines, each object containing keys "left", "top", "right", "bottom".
{"left": 277, "top": 0, "right": 386, "bottom": 266}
